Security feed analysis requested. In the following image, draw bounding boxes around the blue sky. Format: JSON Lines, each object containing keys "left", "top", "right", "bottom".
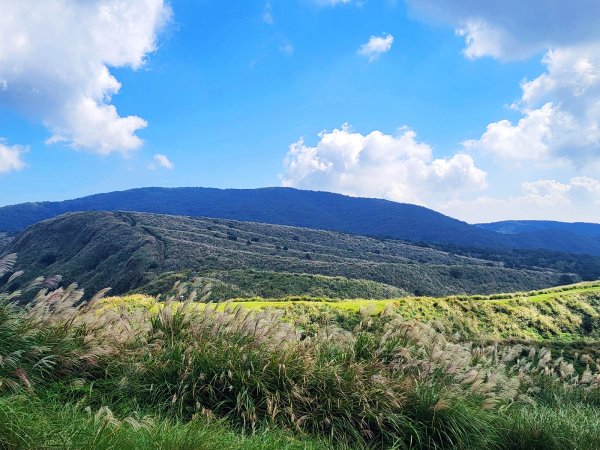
{"left": 2, "top": 0, "right": 600, "bottom": 222}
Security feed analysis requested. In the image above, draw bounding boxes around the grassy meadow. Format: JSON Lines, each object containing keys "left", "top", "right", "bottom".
{"left": 1, "top": 253, "right": 600, "bottom": 449}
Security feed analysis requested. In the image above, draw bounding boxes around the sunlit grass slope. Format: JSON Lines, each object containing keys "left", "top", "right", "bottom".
{"left": 101, "top": 281, "right": 600, "bottom": 341}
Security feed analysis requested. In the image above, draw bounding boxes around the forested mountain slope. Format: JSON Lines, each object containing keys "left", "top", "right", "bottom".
{"left": 3, "top": 187, "right": 600, "bottom": 255}
{"left": 0, "top": 187, "right": 505, "bottom": 247}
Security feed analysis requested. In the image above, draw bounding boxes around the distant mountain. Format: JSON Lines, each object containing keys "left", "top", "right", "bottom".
{"left": 476, "top": 220, "right": 600, "bottom": 256}
{"left": 1, "top": 187, "right": 600, "bottom": 256}
{"left": 0, "top": 186, "right": 517, "bottom": 247}
{"left": 478, "top": 220, "right": 600, "bottom": 237}
{"left": 3, "top": 211, "right": 574, "bottom": 298}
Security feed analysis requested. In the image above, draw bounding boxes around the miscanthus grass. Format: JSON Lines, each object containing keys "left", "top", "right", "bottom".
{"left": 1, "top": 253, "right": 599, "bottom": 449}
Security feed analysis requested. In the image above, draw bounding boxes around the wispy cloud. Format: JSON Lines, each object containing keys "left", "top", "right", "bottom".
{"left": 0, "top": 140, "right": 27, "bottom": 173}
{"left": 279, "top": 42, "right": 295, "bottom": 56}
{"left": 407, "top": 0, "right": 600, "bottom": 60}
{"left": 263, "top": 2, "right": 273, "bottom": 24}
{"left": 312, "top": 0, "right": 352, "bottom": 6}
{"left": 150, "top": 154, "right": 174, "bottom": 170}
{"left": 357, "top": 33, "right": 394, "bottom": 61}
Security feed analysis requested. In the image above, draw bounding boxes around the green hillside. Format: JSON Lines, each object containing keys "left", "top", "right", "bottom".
{"left": 104, "top": 281, "right": 600, "bottom": 343}
{"left": 230, "top": 282, "right": 600, "bottom": 342}
{"left": 140, "top": 269, "right": 408, "bottom": 300}
{"left": 4, "top": 211, "right": 580, "bottom": 298}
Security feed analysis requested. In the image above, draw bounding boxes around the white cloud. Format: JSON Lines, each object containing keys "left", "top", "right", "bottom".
{"left": 357, "top": 34, "right": 394, "bottom": 62}
{"left": 455, "top": 20, "right": 511, "bottom": 60}
{"left": 571, "top": 176, "right": 600, "bottom": 197}
{"left": 152, "top": 154, "right": 174, "bottom": 170}
{"left": 405, "top": 0, "right": 600, "bottom": 221}
{"left": 410, "top": 3, "right": 600, "bottom": 168}
{"left": 0, "top": 141, "right": 27, "bottom": 173}
{"left": 521, "top": 179, "right": 572, "bottom": 205}
{"left": 464, "top": 102, "right": 562, "bottom": 163}
{"left": 281, "top": 124, "right": 486, "bottom": 206}
{"left": 0, "top": 0, "right": 171, "bottom": 155}
{"left": 464, "top": 45, "right": 600, "bottom": 166}
{"left": 407, "top": 0, "right": 600, "bottom": 60}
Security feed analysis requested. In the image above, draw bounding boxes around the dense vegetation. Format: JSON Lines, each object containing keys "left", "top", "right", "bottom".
{"left": 140, "top": 269, "right": 407, "bottom": 300}
{"left": 425, "top": 244, "right": 600, "bottom": 281}
{"left": 215, "top": 283, "right": 600, "bottom": 342}
{"left": 0, "top": 397, "right": 326, "bottom": 450}
{"left": 1, "top": 255, "right": 599, "bottom": 450}
{"left": 2, "top": 186, "right": 600, "bottom": 255}
{"left": 4, "top": 211, "right": 577, "bottom": 298}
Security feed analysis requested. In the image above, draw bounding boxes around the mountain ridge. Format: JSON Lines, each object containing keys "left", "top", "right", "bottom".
{"left": 2, "top": 186, "right": 600, "bottom": 256}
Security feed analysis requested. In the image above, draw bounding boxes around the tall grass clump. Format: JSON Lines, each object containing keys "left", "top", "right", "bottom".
{"left": 99, "top": 303, "right": 417, "bottom": 447}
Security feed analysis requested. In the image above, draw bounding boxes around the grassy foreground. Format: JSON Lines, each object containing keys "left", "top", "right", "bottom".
{"left": 0, "top": 396, "right": 327, "bottom": 450}
{"left": 1, "top": 254, "right": 600, "bottom": 449}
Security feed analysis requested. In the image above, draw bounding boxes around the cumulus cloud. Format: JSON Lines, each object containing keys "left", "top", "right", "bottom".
{"left": 407, "top": 0, "right": 600, "bottom": 60}
{"left": 464, "top": 45, "right": 600, "bottom": 166}
{"left": 357, "top": 34, "right": 394, "bottom": 61}
{"left": 0, "top": 141, "right": 27, "bottom": 173}
{"left": 409, "top": 2, "right": 600, "bottom": 167}
{"left": 281, "top": 124, "right": 486, "bottom": 206}
{"left": 521, "top": 179, "right": 573, "bottom": 205}
{"left": 151, "top": 154, "right": 174, "bottom": 170}
{"left": 0, "top": 0, "right": 171, "bottom": 155}
{"left": 464, "top": 103, "right": 561, "bottom": 163}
